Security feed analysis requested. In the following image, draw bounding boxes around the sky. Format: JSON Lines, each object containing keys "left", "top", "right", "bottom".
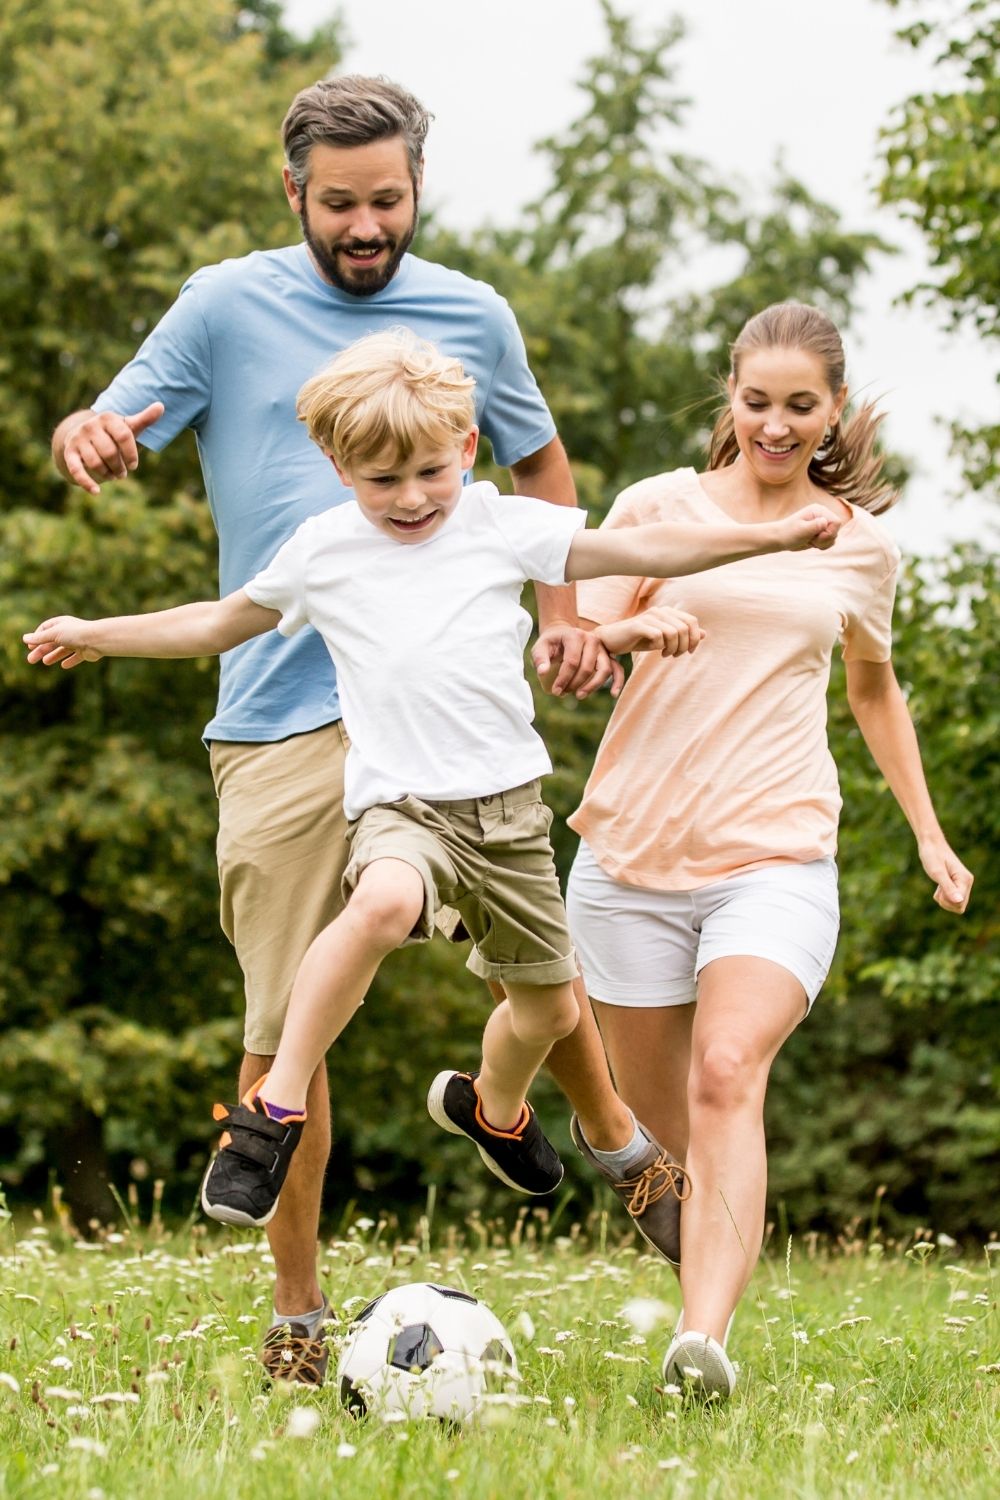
{"left": 282, "top": 0, "right": 997, "bottom": 556}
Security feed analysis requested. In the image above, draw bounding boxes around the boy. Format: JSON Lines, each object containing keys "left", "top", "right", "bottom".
{"left": 26, "top": 330, "right": 841, "bottom": 1229}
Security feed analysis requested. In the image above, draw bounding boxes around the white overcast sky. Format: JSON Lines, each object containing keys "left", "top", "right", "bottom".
{"left": 283, "top": 0, "right": 997, "bottom": 555}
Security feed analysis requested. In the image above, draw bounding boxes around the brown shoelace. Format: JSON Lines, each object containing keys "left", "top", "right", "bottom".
{"left": 261, "top": 1328, "right": 329, "bottom": 1386}
{"left": 620, "top": 1152, "right": 692, "bottom": 1216}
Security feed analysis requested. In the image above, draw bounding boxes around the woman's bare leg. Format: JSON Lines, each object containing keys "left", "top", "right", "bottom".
{"left": 678, "top": 956, "right": 806, "bottom": 1342}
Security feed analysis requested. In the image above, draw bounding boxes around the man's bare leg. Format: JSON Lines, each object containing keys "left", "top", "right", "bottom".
{"left": 239, "top": 1052, "right": 329, "bottom": 1318}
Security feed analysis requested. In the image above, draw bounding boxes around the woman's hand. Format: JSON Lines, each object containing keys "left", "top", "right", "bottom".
{"left": 917, "top": 836, "right": 974, "bottom": 913}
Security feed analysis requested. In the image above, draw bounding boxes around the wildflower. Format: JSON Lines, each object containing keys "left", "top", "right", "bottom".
{"left": 336, "top": 1442, "right": 357, "bottom": 1459}
{"left": 67, "top": 1438, "right": 108, "bottom": 1457}
{"left": 91, "top": 1392, "right": 140, "bottom": 1405}
{"left": 535, "top": 1346, "right": 564, "bottom": 1358}
{"left": 515, "top": 1312, "right": 535, "bottom": 1342}
{"left": 658, "top": 1457, "right": 684, "bottom": 1471}
{"left": 834, "top": 1316, "right": 871, "bottom": 1330}
{"left": 815, "top": 1382, "right": 836, "bottom": 1396}
{"left": 620, "top": 1297, "right": 672, "bottom": 1335}
{"left": 44, "top": 1387, "right": 83, "bottom": 1401}
{"left": 845, "top": 1452, "right": 860, "bottom": 1465}
{"left": 50, "top": 1356, "right": 73, "bottom": 1371}
{"left": 936, "top": 1232, "right": 957, "bottom": 1248}
{"left": 445, "top": 1471, "right": 460, "bottom": 1482}
{"left": 0, "top": 1373, "right": 20, "bottom": 1394}
{"left": 285, "top": 1406, "right": 321, "bottom": 1439}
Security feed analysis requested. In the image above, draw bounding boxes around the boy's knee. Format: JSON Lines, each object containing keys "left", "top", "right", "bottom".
{"left": 511, "top": 986, "right": 579, "bottom": 1047}
{"left": 347, "top": 861, "right": 425, "bottom": 949}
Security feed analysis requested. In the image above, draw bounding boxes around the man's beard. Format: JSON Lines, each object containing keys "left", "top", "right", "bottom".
{"left": 300, "top": 197, "right": 418, "bottom": 297}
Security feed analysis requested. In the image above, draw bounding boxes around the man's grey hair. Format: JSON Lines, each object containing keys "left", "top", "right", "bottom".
{"left": 282, "top": 75, "right": 432, "bottom": 193}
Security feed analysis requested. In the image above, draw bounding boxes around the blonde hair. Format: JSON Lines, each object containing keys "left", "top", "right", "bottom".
{"left": 707, "top": 302, "right": 897, "bottom": 514}
{"left": 297, "top": 329, "right": 476, "bottom": 467}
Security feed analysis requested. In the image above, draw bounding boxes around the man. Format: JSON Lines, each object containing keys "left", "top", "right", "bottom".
{"left": 52, "top": 75, "right": 686, "bottom": 1386}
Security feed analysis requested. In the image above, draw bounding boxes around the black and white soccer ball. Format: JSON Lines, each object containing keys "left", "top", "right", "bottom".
{"left": 336, "top": 1281, "right": 518, "bottom": 1422}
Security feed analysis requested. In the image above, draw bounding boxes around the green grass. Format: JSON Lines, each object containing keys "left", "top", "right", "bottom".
{"left": 1, "top": 1208, "right": 997, "bottom": 1499}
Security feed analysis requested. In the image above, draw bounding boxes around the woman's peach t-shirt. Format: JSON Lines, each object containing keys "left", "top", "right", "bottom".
{"left": 568, "top": 468, "right": 901, "bottom": 890}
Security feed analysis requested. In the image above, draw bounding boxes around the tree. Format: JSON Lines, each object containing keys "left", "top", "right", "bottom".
{"left": 879, "top": 0, "right": 1000, "bottom": 497}
{"left": 0, "top": 0, "right": 343, "bottom": 1227}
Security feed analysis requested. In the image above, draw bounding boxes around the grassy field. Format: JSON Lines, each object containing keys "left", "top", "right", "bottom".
{"left": 1, "top": 1205, "right": 996, "bottom": 1499}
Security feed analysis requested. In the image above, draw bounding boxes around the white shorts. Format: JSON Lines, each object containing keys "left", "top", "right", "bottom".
{"left": 565, "top": 842, "right": 840, "bottom": 1012}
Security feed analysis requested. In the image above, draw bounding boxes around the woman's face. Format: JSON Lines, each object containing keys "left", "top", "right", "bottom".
{"left": 728, "top": 346, "right": 846, "bottom": 486}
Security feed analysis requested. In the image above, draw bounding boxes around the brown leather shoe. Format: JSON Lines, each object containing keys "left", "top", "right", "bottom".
{"left": 260, "top": 1296, "right": 334, "bottom": 1387}
{"left": 570, "top": 1115, "right": 690, "bottom": 1266}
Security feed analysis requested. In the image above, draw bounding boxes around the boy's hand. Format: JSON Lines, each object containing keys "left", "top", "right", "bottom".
{"left": 60, "top": 403, "right": 165, "bottom": 494}
{"left": 24, "top": 617, "right": 103, "bottom": 669}
{"left": 779, "top": 505, "right": 842, "bottom": 551}
{"left": 598, "top": 606, "right": 705, "bottom": 659}
{"left": 532, "top": 621, "right": 625, "bottom": 698}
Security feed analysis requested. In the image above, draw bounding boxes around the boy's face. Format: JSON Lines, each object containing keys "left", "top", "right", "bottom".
{"left": 333, "top": 430, "right": 479, "bottom": 545}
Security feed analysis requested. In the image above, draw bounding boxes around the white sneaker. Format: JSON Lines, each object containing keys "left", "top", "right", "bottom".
{"left": 662, "top": 1330, "right": 736, "bottom": 1399}
{"left": 675, "top": 1309, "right": 735, "bottom": 1345}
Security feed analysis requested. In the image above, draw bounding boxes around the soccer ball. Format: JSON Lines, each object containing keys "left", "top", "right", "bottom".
{"left": 336, "top": 1281, "right": 518, "bottom": 1422}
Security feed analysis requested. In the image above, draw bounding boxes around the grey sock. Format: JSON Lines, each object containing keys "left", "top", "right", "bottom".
{"left": 270, "top": 1300, "right": 326, "bottom": 1338}
{"left": 585, "top": 1113, "right": 650, "bottom": 1177}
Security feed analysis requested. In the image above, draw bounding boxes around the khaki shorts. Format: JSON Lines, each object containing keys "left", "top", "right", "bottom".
{"left": 210, "top": 723, "right": 350, "bottom": 1055}
{"left": 343, "top": 781, "right": 579, "bottom": 987}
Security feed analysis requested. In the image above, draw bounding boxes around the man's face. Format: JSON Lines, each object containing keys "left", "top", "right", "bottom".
{"left": 284, "top": 138, "right": 419, "bottom": 296}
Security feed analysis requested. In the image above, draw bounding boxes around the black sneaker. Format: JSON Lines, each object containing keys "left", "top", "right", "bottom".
{"left": 200, "top": 1075, "right": 306, "bottom": 1228}
{"left": 426, "top": 1070, "right": 563, "bottom": 1195}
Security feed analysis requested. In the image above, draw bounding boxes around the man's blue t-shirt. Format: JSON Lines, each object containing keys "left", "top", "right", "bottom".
{"left": 93, "top": 245, "right": 557, "bottom": 742}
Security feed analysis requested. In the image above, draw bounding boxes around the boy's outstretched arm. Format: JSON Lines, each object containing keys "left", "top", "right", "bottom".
{"left": 24, "top": 590, "right": 279, "bottom": 670}
{"left": 565, "top": 505, "right": 841, "bottom": 582}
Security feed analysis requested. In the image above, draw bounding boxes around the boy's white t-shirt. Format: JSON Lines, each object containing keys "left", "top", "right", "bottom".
{"left": 245, "top": 481, "right": 585, "bottom": 820}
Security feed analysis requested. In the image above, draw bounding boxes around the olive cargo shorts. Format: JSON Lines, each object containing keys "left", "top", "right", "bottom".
{"left": 344, "top": 781, "right": 579, "bottom": 987}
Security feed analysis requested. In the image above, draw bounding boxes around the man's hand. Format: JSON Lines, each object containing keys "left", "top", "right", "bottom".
{"left": 531, "top": 621, "right": 625, "bottom": 699}
{"left": 778, "top": 505, "right": 842, "bottom": 552}
{"left": 58, "top": 403, "right": 165, "bottom": 494}
{"left": 598, "top": 606, "right": 705, "bottom": 659}
{"left": 24, "top": 617, "right": 102, "bottom": 669}
{"left": 917, "top": 836, "right": 974, "bottom": 914}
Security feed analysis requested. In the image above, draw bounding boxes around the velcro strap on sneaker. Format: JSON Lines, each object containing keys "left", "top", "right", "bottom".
{"left": 221, "top": 1103, "right": 293, "bottom": 1142}
{"left": 219, "top": 1104, "right": 297, "bottom": 1170}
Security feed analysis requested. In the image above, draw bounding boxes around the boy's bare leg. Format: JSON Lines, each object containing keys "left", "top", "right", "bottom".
{"left": 488, "top": 974, "right": 633, "bottom": 1149}
{"left": 263, "top": 859, "right": 425, "bottom": 1109}
{"left": 477, "top": 981, "right": 580, "bottom": 1128}
{"left": 239, "top": 1052, "right": 330, "bottom": 1317}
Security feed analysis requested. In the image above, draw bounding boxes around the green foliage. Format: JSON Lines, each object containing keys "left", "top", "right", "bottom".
{"left": 879, "top": 0, "right": 1000, "bottom": 496}
{"left": 1, "top": 0, "right": 995, "bottom": 1240}
{"left": 768, "top": 548, "right": 999, "bottom": 1236}
{"left": 0, "top": 0, "right": 343, "bottom": 1225}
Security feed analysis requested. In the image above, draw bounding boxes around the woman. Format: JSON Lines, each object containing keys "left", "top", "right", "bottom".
{"left": 565, "top": 302, "right": 973, "bottom": 1399}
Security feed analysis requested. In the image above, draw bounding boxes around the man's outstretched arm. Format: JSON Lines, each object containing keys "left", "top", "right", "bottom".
{"left": 52, "top": 402, "right": 165, "bottom": 493}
